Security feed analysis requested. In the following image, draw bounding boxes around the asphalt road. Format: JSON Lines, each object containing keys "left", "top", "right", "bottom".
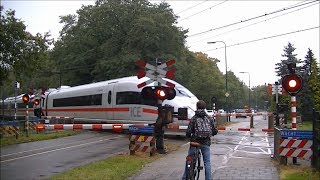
{"left": 1, "top": 131, "right": 131, "bottom": 180}
{"left": 1, "top": 115, "right": 274, "bottom": 180}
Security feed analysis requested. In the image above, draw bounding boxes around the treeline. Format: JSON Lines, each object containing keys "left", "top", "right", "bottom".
{"left": 1, "top": 0, "right": 319, "bottom": 119}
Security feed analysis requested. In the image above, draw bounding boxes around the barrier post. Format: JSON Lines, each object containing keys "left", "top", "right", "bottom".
{"left": 268, "top": 114, "right": 274, "bottom": 130}
{"left": 250, "top": 115, "right": 254, "bottom": 128}
{"left": 25, "top": 104, "right": 29, "bottom": 137}
{"left": 129, "top": 137, "right": 136, "bottom": 155}
{"left": 274, "top": 127, "right": 287, "bottom": 165}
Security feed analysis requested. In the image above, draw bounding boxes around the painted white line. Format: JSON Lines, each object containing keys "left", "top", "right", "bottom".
{"left": 1, "top": 137, "right": 106, "bottom": 157}
{"left": 265, "top": 136, "right": 272, "bottom": 155}
{"left": 1, "top": 135, "right": 123, "bottom": 163}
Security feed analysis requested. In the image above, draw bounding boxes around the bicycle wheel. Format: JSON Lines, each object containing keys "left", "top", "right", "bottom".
{"left": 186, "top": 156, "right": 195, "bottom": 180}
{"left": 196, "top": 150, "right": 202, "bottom": 180}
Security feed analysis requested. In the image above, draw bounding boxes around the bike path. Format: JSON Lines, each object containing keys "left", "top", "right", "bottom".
{"left": 128, "top": 118, "right": 280, "bottom": 180}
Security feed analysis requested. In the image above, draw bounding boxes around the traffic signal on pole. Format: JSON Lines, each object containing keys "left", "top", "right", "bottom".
{"left": 22, "top": 94, "right": 30, "bottom": 103}
{"left": 141, "top": 86, "right": 176, "bottom": 100}
{"left": 33, "top": 99, "right": 40, "bottom": 105}
{"left": 281, "top": 74, "right": 303, "bottom": 96}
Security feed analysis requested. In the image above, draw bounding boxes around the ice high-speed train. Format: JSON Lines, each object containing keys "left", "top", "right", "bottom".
{"left": 1, "top": 76, "right": 199, "bottom": 126}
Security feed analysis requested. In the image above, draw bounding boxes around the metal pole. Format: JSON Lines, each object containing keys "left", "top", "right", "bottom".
{"left": 207, "top": 41, "right": 228, "bottom": 122}
{"left": 14, "top": 82, "right": 17, "bottom": 122}
{"left": 248, "top": 73, "right": 251, "bottom": 110}
{"left": 26, "top": 104, "right": 29, "bottom": 137}
{"left": 291, "top": 96, "right": 298, "bottom": 164}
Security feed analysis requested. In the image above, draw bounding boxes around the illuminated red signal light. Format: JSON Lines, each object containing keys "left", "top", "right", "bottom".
{"left": 33, "top": 99, "right": 40, "bottom": 105}
{"left": 141, "top": 86, "right": 176, "bottom": 100}
{"left": 22, "top": 94, "right": 30, "bottom": 103}
{"left": 155, "top": 88, "right": 167, "bottom": 100}
{"left": 281, "top": 74, "right": 303, "bottom": 96}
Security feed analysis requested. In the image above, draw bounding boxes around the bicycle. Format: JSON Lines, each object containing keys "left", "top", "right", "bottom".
{"left": 185, "top": 142, "right": 203, "bottom": 180}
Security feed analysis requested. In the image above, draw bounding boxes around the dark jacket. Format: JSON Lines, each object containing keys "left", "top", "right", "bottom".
{"left": 186, "top": 109, "right": 215, "bottom": 146}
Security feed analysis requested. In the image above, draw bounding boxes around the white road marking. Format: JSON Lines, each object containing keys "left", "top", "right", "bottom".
{"left": 1, "top": 135, "right": 123, "bottom": 163}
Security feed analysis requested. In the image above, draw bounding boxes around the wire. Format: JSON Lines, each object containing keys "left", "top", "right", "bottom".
{"left": 203, "top": 26, "right": 320, "bottom": 52}
{"left": 179, "top": 0, "right": 228, "bottom": 21}
{"left": 189, "top": 1, "right": 319, "bottom": 44}
{"left": 189, "top": 0, "right": 319, "bottom": 37}
{"left": 176, "top": 0, "right": 209, "bottom": 15}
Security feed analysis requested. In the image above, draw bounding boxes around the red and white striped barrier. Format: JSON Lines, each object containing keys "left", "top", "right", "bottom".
{"left": 213, "top": 112, "right": 273, "bottom": 117}
{"left": 279, "top": 148, "right": 312, "bottom": 159}
{"left": 280, "top": 139, "right": 312, "bottom": 149}
{"left": 42, "top": 116, "right": 74, "bottom": 124}
{"left": 0, "top": 126, "right": 20, "bottom": 137}
{"left": 35, "top": 123, "right": 274, "bottom": 134}
{"left": 36, "top": 123, "right": 149, "bottom": 132}
{"left": 42, "top": 116, "right": 74, "bottom": 120}
{"left": 129, "top": 134, "right": 155, "bottom": 156}
{"left": 279, "top": 139, "right": 313, "bottom": 160}
{"left": 166, "top": 125, "right": 274, "bottom": 133}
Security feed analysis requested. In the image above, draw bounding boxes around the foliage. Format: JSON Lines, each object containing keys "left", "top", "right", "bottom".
{"left": 275, "top": 42, "right": 301, "bottom": 78}
{"left": 308, "top": 50, "right": 320, "bottom": 111}
{"left": 0, "top": 6, "right": 51, "bottom": 86}
{"left": 274, "top": 42, "right": 319, "bottom": 120}
{"left": 299, "top": 49, "right": 317, "bottom": 119}
{"left": 50, "top": 0, "right": 187, "bottom": 86}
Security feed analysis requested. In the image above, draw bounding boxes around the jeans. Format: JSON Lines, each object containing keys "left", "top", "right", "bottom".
{"left": 182, "top": 144, "right": 212, "bottom": 180}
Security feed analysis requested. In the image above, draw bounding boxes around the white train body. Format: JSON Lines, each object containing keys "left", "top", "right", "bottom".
{"left": 1, "top": 76, "right": 198, "bottom": 126}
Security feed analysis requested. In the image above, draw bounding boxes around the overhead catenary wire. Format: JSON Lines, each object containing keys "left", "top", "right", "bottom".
{"left": 189, "top": 1, "right": 319, "bottom": 45}
{"left": 188, "top": 0, "right": 319, "bottom": 37}
{"left": 179, "top": 0, "right": 228, "bottom": 21}
{"left": 203, "top": 26, "right": 320, "bottom": 52}
{"left": 176, "top": 0, "right": 209, "bottom": 15}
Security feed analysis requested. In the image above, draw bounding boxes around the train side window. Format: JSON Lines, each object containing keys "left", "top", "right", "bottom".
{"left": 116, "top": 92, "right": 141, "bottom": 105}
{"left": 53, "top": 94, "right": 102, "bottom": 107}
{"left": 108, "top": 91, "right": 111, "bottom": 104}
{"left": 116, "top": 91, "right": 157, "bottom": 106}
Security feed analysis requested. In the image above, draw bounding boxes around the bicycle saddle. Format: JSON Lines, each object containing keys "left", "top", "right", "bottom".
{"left": 190, "top": 142, "right": 201, "bottom": 147}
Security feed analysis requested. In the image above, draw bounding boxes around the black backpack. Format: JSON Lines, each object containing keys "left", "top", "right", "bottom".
{"left": 193, "top": 116, "right": 212, "bottom": 139}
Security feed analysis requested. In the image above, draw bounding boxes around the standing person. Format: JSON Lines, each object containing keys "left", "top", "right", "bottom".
{"left": 182, "top": 100, "right": 217, "bottom": 180}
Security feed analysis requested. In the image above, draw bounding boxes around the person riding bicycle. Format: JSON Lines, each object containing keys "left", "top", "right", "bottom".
{"left": 182, "top": 100, "right": 217, "bottom": 180}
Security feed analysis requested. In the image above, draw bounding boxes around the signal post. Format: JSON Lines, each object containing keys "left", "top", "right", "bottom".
{"left": 281, "top": 63, "right": 303, "bottom": 165}
{"left": 136, "top": 58, "right": 176, "bottom": 154}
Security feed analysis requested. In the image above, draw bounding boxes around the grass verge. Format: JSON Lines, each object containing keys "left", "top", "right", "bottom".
{"left": 50, "top": 143, "right": 180, "bottom": 180}
{"left": 0, "top": 130, "right": 81, "bottom": 147}
{"left": 279, "top": 164, "right": 319, "bottom": 180}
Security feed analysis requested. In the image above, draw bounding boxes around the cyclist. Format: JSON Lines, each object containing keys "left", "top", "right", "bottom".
{"left": 182, "top": 100, "right": 217, "bottom": 180}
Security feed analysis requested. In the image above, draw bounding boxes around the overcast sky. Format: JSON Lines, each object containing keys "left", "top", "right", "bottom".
{"left": 2, "top": 0, "right": 319, "bottom": 87}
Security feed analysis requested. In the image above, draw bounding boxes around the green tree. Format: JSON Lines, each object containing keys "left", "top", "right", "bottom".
{"left": 275, "top": 42, "right": 301, "bottom": 77}
{"left": 299, "top": 48, "right": 316, "bottom": 120}
{"left": 0, "top": 6, "right": 50, "bottom": 95}
{"left": 309, "top": 51, "right": 320, "bottom": 111}
{"left": 51, "top": 0, "right": 187, "bottom": 86}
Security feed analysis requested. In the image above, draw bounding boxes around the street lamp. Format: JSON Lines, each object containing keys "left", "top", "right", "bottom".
{"left": 239, "top": 71, "right": 251, "bottom": 110}
{"left": 207, "top": 41, "right": 229, "bottom": 122}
